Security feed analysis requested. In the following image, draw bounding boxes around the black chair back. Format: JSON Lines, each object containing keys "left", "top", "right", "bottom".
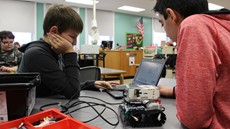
{"left": 79, "top": 66, "right": 101, "bottom": 82}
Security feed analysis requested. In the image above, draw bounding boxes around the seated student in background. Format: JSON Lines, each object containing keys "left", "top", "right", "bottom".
{"left": 154, "top": 0, "right": 230, "bottom": 128}
{"left": 18, "top": 4, "right": 118, "bottom": 99}
{"left": 0, "top": 31, "right": 23, "bottom": 72}
{"left": 14, "top": 42, "right": 21, "bottom": 49}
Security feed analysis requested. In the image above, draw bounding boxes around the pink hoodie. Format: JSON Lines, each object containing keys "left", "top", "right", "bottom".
{"left": 176, "top": 13, "right": 230, "bottom": 129}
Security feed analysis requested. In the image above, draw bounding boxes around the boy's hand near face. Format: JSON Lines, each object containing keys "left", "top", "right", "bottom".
{"left": 47, "top": 33, "right": 75, "bottom": 54}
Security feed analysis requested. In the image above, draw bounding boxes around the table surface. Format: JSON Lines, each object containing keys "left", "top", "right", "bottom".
{"left": 99, "top": 67, "right": 126, "bottom": 84}
{"left": 34, "top": 78, "right": 182, "bottom": 129}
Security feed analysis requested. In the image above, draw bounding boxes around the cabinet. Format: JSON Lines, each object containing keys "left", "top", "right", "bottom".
{"left": 98, "top": 50, "right": 143, "bottom": 77}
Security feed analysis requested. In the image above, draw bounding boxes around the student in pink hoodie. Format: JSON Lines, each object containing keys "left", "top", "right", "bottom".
{"left": 154, "top": 0, "right": 230, "bottom": 128}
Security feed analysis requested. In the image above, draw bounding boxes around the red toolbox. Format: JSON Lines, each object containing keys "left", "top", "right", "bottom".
{"left": 0, "top": 108, "right": 100, "bottom": 129}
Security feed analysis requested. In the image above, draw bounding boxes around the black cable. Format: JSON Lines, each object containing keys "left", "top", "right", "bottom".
{"left": 78, "top": 100, "right": 119, "bottom": 126}
{"left": 67, "top": 101, "right": 108, "bottom": 123}
{"left": 64, "top": 90, "right": 79, "bottom": 107}
{"left": 79, "top": 96, "right": 123, "bottom": 105}
{"left": 78, "top": 96, "right": 120, "bottom": 126}
{"left": 63, "top": 99, "right": 119, "bottom": 126}
{"left": 39, "top": 95, "right": 121, "bottom": 127}
{"left": 40, "top": 102, "right": 60, "bottom": 111}
{"left": 67, "top": 101, "right": 106, "bottom": 113}
{"left": 63, "top": 101, "right": 107, "bottom": 123}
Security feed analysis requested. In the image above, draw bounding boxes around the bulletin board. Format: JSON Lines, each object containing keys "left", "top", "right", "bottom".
{"left": 126, "top": 33, "right": 143, "bottom": 49}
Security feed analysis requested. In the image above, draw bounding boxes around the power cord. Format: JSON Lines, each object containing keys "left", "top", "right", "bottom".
{"left": 80, "top": 96, "right": 123, "bottom": 105}
{"left": 66, "top": 101, "right": 107, "bottom": 123}
{"left": 40, "top": 95, "right": 122, "bottom": 127}
{"left": 65, "top": 99, "right": 119, "bottom": 126}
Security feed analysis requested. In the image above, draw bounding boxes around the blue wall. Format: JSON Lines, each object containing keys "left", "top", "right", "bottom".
{"left": 79, "top": 8, "right": 86, "bottom": 46}
{"left": 114, "top": 13, "right": 152, "bottom": 47}
{"left": 36, "top": 3, "right": 44, "bottom": 40}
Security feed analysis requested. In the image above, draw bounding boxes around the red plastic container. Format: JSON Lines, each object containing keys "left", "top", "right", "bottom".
{"left": 0, "top": 108, "right": 100, "bottom": 129}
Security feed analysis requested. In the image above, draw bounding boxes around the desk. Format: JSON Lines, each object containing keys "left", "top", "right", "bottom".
{"left": 99, "top": 67, "right": 126, "bottom": 84}
{"left": 33, "top": 78, "right": 182, "bottom": 129}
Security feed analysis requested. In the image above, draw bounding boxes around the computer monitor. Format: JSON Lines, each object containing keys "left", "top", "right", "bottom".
{"left": 101, "top": 41, "right": 113, "bottom": 50}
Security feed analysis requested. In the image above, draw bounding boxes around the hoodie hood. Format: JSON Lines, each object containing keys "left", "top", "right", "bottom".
{"left": 204, "top": 10, "right": 230, "bottom": 33}
{"left": 19, "top": 39, "right": 52, "bottom": 53}
{"left": 18, "top": 39, "right": 58, "bottom": 60}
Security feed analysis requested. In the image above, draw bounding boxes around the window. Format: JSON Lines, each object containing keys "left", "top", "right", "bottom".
{"left": 13, "top": 32, "right": 32, "bottom": 46}
{"left": 153, "top": 32, "right": 167, "bottom": 46}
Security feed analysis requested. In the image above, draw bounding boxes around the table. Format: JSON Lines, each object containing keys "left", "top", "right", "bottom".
{"left": 78, "top": 53, "right": 106, "bottom": 67}
{"left": 99, "top": 67, "right": 126, "bottom": 84}
{"left": 33, "top": 78, "right": 183, "bottom": 129}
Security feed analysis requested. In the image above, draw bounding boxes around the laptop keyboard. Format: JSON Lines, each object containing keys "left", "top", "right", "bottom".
{"left": 113, "top": 83, "right": 138, "bottom": 91}
{"left": 113, "top": 84, "right": 128, "bottom": 91}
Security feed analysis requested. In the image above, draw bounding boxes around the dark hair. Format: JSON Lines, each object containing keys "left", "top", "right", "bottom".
{"left": 219, "top": 8, "right": 230, "bottom": 11}
{"left": 14, "top": 42, "right": 20, "bottom": 46}
{"left": 0, "top": 31, "right": 15, "bottom": 41}
{"left": 153, "top": 0, "right": 209, "bottom": 19}
{"left": 43, "top": 4, "right": 83, "bottom": 35}
{"left": 204, "top": 8, "right": 230, "bottom": 14}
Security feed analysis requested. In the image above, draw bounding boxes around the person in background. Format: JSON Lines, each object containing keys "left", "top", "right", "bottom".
{"left": 17, "top": 4, "right": 118, "bottom": 99}
{"left": 14, "top": 42, "right": 20, "bottom": 49}
{"left": 0, "top": 31, "right": 22, "bottom": 72}
{"left": 154, "top": 0, "right": 230, "bottom": 128}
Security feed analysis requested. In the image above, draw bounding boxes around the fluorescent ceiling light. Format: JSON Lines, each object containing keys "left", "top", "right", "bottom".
{"left": 208, "top": 3, "right": 224, "bottom": 10}
{"left": 65, "top": 0, "right": 99, "bottom": 5}
{"left": 118, "top": 6, "right": 145, "bottom": 12}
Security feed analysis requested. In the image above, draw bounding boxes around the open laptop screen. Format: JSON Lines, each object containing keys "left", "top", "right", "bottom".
{"left": 133, "top": 58, "right": 166, "bottom": 86}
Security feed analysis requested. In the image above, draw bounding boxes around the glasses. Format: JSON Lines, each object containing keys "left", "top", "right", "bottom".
{"left": 1, "top": 41, "right": 13, "bottom": 45}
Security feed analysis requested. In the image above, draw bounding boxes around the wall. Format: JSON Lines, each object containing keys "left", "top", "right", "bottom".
{"left": 0, "top": 1, "right": 165, "bottom": 47}
{"left": 36, "top": 3, "right": 44, "bottom": 40}
{"left": 79, "top": 8, "right": 86, "bottom": 47}
{"left": 115, "top": 13, "right": 152, "bottom": 47}
{"left": 86, "top": 9, "right": 114, "bottom": 46}
{"left": 0, "top": 0, "right": 36, "bottom": 44}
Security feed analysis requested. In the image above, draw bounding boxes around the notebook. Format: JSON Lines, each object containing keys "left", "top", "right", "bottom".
{"left": 105, "top": 58, "right": 166, "bottom": 99}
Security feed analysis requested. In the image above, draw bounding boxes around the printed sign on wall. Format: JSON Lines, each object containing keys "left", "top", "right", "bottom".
{"left": 126, "top": 33, "right": 143, "bottom": 49}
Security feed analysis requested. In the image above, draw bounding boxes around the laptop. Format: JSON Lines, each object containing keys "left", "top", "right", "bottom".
{"left": 105, "top": 58, "right": 166, "bottom": 99}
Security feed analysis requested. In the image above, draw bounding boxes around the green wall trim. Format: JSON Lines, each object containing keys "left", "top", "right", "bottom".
{"left": 115, "top": 12, "right": 152, "bottom": 47}
{"left": 79, "top": 8, "right": 86, "bottom": 46}
{"left": 36, "top": 3, "right": 44, "bottom": 40}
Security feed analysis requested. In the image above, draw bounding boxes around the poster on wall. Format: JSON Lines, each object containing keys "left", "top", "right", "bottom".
{"left": 126, "top": 33, "right": 143, "bottom": 49}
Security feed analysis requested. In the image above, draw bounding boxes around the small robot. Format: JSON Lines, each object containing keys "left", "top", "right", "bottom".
{"left": 119, "top": 85, "right": 166, "bottom": 127}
